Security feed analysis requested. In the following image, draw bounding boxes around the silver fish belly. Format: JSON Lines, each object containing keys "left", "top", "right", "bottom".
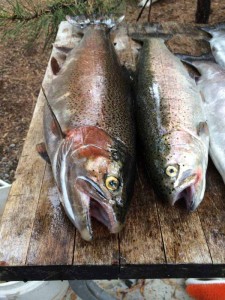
{"left": 189, "top": 60, "right": 225, "bottom": 183}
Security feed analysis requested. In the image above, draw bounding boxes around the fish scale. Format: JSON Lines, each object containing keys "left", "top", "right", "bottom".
{"left": 48, "top": 27, "right": 134, "bottom": 155}
{"left": 136, "top": 38, "right": 209, "bottom": 210}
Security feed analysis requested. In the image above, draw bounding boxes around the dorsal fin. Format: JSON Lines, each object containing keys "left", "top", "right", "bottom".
{"left": 42, "top": 87, "right": 65, "bottom": 139}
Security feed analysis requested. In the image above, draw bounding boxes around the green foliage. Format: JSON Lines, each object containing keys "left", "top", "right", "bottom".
{"left": 0, "top": 0, "right": 125, "bottom": 49}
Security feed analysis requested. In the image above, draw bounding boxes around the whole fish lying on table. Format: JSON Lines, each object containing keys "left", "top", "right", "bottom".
{"left": 37, "top": 16, "right": 136, "bottom": 241}
{"left": 135, "top": 37, "right": 209, "bottom": 211}
{"left": 179, "top": 54, "right": 225, "bottom": 184}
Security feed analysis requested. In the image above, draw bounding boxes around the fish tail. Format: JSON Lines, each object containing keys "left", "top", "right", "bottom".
{"left": 66, "top": 15, "right": 124, "bottom": 29}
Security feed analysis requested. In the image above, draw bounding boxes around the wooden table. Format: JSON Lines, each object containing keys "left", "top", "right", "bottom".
{"left": 0, "top": 21, "right": 224, "bottom": 281}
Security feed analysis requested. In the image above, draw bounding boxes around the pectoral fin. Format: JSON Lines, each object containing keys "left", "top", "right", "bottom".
{"left": 36, "top": 142, "right": 51, "bottom": 164}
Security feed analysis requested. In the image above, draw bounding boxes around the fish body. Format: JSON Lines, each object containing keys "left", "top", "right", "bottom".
{"left": 201, "top": 27, "right": 225, "bottom": 68}
{"left": 183, "top": 59, "right": 225, "bottom": 183}
{"left": 40, "top": 18, "right": 135, "bottom": 241}
{"left": 136, "top": 38, "right": 209, "bottom": 210}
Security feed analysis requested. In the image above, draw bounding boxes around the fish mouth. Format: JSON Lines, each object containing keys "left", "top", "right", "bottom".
{"left": 75, "top": 176, "right": 122, "bottom": 237}
{"left": 171, "top": 174, "right": 199, "bottom": 211}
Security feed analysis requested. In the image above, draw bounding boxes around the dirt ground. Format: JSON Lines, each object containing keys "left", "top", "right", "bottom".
{"left": 0, "top": 0, "right": 225, "bottom": 183}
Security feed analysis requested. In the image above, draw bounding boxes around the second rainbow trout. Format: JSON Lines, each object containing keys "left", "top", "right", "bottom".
{"left": 136, "top": 38, "right": 209, "bottom": 211}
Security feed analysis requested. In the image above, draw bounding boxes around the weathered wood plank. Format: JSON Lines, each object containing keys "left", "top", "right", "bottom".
{"left": 0, "top": 94, "right": 46, "bottom": 265}
{"left": 119, "top": 161, "right": 166, "bottom": 265}
{"left": 74, "top": 219, "right": 119, "bottom": 266}
{"left": 156, "top": 201, "right": 211, "bottom": 264}
{"left": 26, "top": 165, "right": 75, "bottom": 265}
{"left": 198, "top": 160, "right": 225, "bottom": 264}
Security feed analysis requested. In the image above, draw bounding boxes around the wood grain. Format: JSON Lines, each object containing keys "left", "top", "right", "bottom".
{"left": 198, "top": 160, "right": 225, "bottom": 263}
{"left": 156, "top": 200, "right": 211, "bottom": 264}
{"left": 0, "top": 93, "right": 46, "bottom": 265}
{"left": 26, "top": 165, "right": 75, "bottom": 265}
{"left": 119, "top": 160, "right": 165, "bottom": 265}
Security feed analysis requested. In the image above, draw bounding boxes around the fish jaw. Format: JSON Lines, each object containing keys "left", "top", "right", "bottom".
{"left": 75, "top": 176, "right": 123, "bottom": 234}
{"left": 170, "top": 168, "right": 206, "bottom": 211}
{"left": 156, "top": 131, "right": 209, "bottom": 211}
{"left": 51, "top": 127, "right": 135, "bottom": 240}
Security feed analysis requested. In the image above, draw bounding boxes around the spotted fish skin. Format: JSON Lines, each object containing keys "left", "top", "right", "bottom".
{"left": 48, "top": 26, "right": 134, "bottom": 156}
{"left": 41, "top": 21, "right": 135, "bottom": 241}
{"left": 136, "top": 38, "right": 209, "bottom": 210}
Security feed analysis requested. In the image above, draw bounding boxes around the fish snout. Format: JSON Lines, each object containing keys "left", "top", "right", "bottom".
{"left": 170, "top": 168, "right": 205, "bottom": 211}
{"left": 75, "top": 176, "right": 124, "bottom": 234}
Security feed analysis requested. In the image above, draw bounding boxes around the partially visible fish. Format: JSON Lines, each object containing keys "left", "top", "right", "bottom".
{"left": 37, "top": 16, "right": 136, "bottom": 241}
{"left": 180, "top": 55, "right": 225, "bottom": 183}
{"left": 201, "top": 25, "right": 225, "bottom": 68}
{"left": 135, "top": 37, "right": 209, "bottom": 211}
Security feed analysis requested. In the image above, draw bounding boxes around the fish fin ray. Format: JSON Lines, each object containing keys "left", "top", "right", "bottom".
{"left": 42, "top": 87, "right": 65, "bottom": 139}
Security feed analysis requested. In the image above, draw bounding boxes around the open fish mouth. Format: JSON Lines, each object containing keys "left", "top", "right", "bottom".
{"left": 89, "top": 198, "right": 121, "bottom": 233}
{"left": 171, "top": 174, "right": 198, "bottom": 211}
{"left": 75, "top": 176, "right": 122, "bottom": 238}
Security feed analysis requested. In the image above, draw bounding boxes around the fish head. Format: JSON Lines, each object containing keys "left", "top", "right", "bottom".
{"left": 156, "top": 131, "right": 208, "bottom": 211}
{"left": 55, "top": 130, "right": 135, "bottom": 241}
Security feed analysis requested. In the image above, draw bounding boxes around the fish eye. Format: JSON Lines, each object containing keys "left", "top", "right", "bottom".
{"left": 105, "top": 176, "right": 120, "bottom": 191}
{"left": 166, "top": 165, "right": 178, "bottom": 177}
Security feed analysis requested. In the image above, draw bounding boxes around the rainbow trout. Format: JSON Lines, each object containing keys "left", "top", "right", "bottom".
{"left": 136, "top": 38, "right": 209, "bottom": 211}
{"left": 37, "top": 16, "right": 135, "bottom": 241}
